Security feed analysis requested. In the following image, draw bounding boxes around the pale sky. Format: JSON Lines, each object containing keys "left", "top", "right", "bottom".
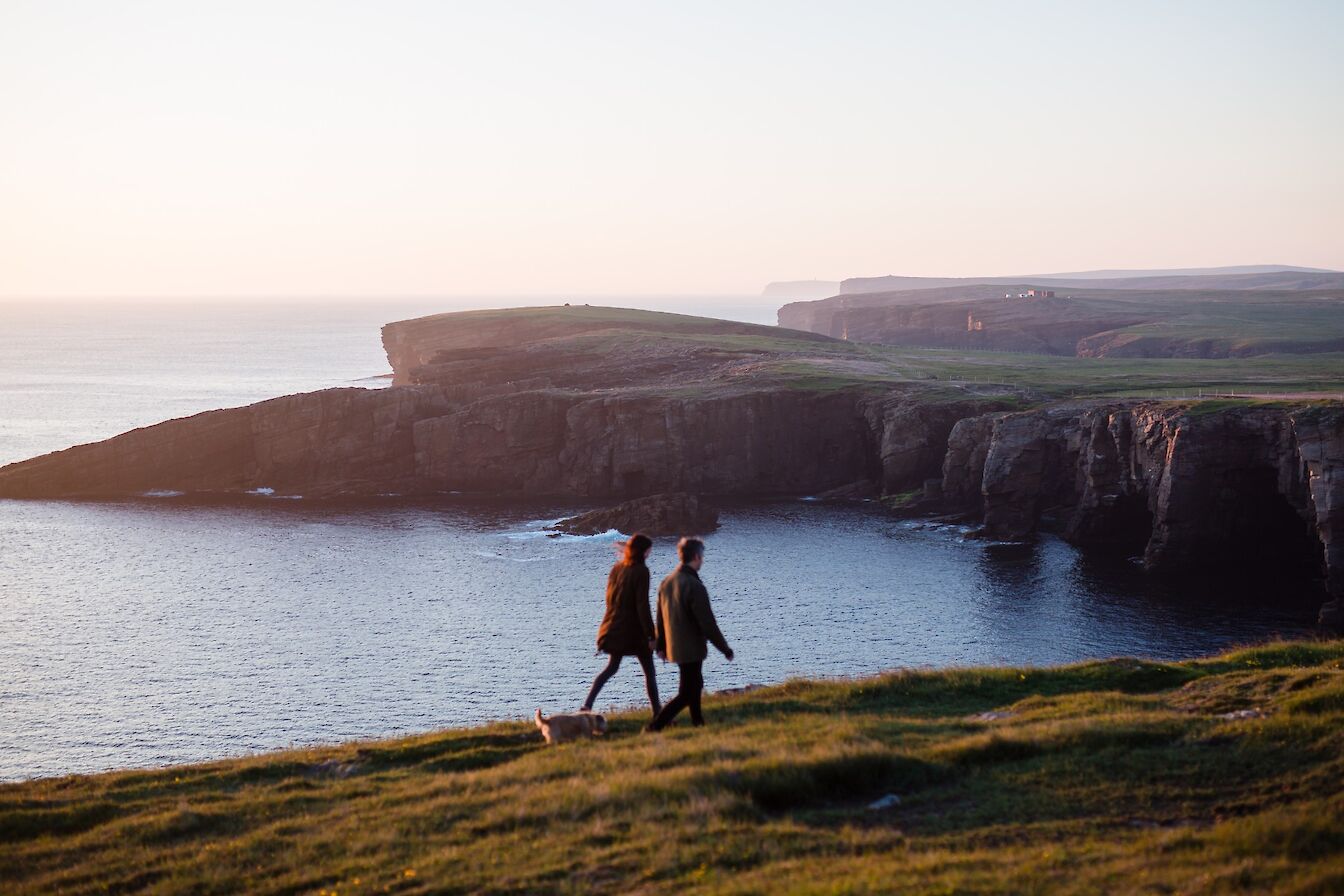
{"left": 2, "top": 1, "right": 1341, "bottom": 297}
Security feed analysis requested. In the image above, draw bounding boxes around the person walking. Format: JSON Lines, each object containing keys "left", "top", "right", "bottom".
{"left": 647, "top": 537, "right": 733, "bottom": 731}
{"left": 582, "top": 533, "right": 661, "bottom": 718}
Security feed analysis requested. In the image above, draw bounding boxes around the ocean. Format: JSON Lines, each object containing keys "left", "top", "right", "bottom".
{"left": 0, "top": 298, "right": 1322, "bottom": 781}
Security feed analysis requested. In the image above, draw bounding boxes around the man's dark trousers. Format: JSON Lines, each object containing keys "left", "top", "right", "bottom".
{"left": 650, "top": 662, "right": 703, "bottom": 729}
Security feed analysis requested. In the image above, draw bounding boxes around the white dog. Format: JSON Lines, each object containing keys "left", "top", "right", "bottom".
{"left": 535, "top": 708, "right": 607, "bottom": 744}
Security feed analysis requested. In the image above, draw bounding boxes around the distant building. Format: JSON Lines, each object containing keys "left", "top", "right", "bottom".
{"left": 1027, "top": 288, "right": 1055, "bottom": 298}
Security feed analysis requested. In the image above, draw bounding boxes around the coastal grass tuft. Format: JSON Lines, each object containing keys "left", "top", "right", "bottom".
{"left": 4, "top": 640, "right": 1344, "bottom": 894}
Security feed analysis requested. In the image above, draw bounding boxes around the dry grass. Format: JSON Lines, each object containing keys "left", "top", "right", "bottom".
{"left": 4, "top": 640, "right": 1344, "bottom": 894}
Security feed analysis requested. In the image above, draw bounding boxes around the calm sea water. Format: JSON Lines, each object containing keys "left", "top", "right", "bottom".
{"left": 0, "top": 299, "right": 1322, "bottom": 781}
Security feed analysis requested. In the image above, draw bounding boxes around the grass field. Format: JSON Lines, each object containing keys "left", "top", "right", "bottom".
{"left": 385, "top": 304, "right": 1344, "bottom": 403}
{"left": 5, "top": 640, "right": 1344, "bottom": 895}
{"left": 779, "top": 286, "right": 1344, "bottom": 360}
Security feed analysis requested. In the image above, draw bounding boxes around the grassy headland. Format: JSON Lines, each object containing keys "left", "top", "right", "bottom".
{"left": 386, "top": 303, "right": 1344, "bottom": 402}
{"left": 5, "top": 640, "right": 1344, "bottom": 895}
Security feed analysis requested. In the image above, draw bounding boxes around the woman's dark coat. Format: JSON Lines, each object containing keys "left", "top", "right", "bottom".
{"left": 596, "top": 561, "right": 655, "bottom": 656}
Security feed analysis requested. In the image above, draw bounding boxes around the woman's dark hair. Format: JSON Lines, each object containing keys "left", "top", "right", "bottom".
{"left": 622, "top": 533, "right": 653, "bottom": 565}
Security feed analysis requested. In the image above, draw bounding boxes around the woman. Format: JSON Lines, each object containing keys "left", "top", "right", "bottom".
{"left": 582, "top": 533, "right": 661, "bottom": 717}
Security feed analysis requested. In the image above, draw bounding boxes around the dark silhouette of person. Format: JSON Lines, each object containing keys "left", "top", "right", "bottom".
{"left": 582, "top": 533, "right": 661, "bottom": 717}
{"left": 647, "top": 536, "right": 733, "bottom": 731}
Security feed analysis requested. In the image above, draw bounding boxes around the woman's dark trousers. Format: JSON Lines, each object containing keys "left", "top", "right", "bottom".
{"left": 649, "top": 661, "right": 704, "bottom": 729}
{"left": 584, "top": 651, "right": 660, "bottom": 715}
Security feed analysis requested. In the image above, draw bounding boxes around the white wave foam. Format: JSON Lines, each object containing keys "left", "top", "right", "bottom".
{"left": 245, "top": 487, "right": 275, "bottom": 496}
{"left": 140, "top": 490, "right": 184, "bottom": 498}
{"left": 503, "top": 527, "right": 626, "bottom": 543}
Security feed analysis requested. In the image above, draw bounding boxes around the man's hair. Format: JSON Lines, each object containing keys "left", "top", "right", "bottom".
{"left": 678, "top": 537, "right": 705, "bottom": 564}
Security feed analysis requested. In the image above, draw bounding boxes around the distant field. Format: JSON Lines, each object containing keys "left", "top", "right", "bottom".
{"left": 384, "top": 304, "right": 1344, "bottom": 402}
{"left": 778, "top": 285, "right": 1344, "bottom": 360}
{"left": 866, "top": 347, "right": 1344, "bottom": 401}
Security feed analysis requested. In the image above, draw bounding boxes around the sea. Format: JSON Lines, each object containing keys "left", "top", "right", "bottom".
{"left": 0, "top": 297, "right": 1323, "bottom": 781}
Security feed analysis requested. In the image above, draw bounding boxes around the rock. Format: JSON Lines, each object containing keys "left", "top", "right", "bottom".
{"left": 967, "top": 710, "right": 1015, "bottom": 722}
{"left": 554, "top": 493, "right": 719, "bottom": 537}
{"left": 1217, "top": 708, "right": 1268, "bottom": 720}
{"left": 862, "top": 396, "right": 1012, "bottom": 495}
{"left": 0, "top": 387, "right": 449, "bottom": 499}
{"left": 938, "top": 401, "right": 1344, "bottom": 617}
{"left": 866, "top": 794, "right": 901, "bottom": 811}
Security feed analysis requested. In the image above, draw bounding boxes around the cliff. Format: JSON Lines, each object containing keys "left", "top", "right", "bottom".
{"left": 937, "top": 401, "right": 1344, "bottom": 603}
{"left": 0, "top": 307, "right": 980, "bottom": 501}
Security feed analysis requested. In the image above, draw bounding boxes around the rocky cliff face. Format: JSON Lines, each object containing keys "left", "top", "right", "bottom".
{"left": 940, "top": 401, "right": 1344, "bottom": 601}
{"left": 411, "top": 387, "right": 884, "bottom": 497}
{"left": 0, "top": 307, "right": 959, "bottom": 502}
{"left": 0, "top": 387, "right": 450, "bottom": 499}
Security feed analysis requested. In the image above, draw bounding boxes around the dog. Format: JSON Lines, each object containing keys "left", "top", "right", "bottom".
{"left": 535, "top": 708, "right": 607, "bottom": 744}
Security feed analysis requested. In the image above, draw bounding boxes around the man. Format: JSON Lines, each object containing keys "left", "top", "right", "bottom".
{"left": 647, "top": 536, "right": 734, "bottom": 731}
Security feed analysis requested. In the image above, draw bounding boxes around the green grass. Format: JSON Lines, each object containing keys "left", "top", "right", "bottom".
{"left": 5, "top": 640, "right": 1344, "bottom": 894}
{"left": 868, "top": 347, "right": 1344, "bottom": 401}
{"left": 393, "top": 304, "right": 1344, "bottom": 403}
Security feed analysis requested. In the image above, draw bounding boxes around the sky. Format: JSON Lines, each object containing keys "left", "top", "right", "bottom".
{"left": 1, "top": 1, "right": 1341, "bottom": 298}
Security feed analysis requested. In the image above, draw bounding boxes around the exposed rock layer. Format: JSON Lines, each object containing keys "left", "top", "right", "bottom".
{"left": 941, "top": 401, "right": 1344, "bottom": 600}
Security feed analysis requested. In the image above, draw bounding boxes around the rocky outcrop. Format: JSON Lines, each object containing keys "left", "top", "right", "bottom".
{"left": 939, "top": 401, "right": 1344, "bottom": 602}
{"left": 554, "top": 493, "right": 719, "bottom": 536}
{"left": 0, "top": 387, "right": 450, "bottom": 499}
{"left": 862, "top": 397, "right": 1011, "bottom": 494}
{"left": 0, "top": 383, "right": 892, "bottom": 501}
{"left": 940, "top": 413, "right": 1004, "bottom": 510}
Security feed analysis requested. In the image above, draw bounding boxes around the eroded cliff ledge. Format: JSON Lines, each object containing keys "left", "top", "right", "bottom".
{"left": 938, "top": 401, "right": 1344, "bottom": 602}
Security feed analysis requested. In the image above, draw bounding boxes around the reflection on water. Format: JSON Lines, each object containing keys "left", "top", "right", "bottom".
{"left": 0, "top": 498, "right": 1320, "bottom": 780}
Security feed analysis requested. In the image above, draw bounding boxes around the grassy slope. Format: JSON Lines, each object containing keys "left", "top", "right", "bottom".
{"left": 5, "top": 640, "right": 1344, "bottom": 895}
{"left": 387, "top": 304, "right": 1344, "bottom": 401}
{"left": 785, "top": 286, "right": 1344, "bottom": 357}
{"left": 545, "top": 321, "right": 1344, "bottom": 400}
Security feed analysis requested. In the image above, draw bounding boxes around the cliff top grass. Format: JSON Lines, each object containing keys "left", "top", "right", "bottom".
{"left": 387, "top": 305, "right": 1344, "bottom": 404}
{"left": 874, "top": 347, "right": 1344, "bottom": 402}
{"left": 5, "top": 639, "right": 1344, "bottom": 895}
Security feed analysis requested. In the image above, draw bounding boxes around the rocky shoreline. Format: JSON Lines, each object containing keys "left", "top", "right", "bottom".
{"left": 1, "top": 305, "right": 1340, "bottom": 618}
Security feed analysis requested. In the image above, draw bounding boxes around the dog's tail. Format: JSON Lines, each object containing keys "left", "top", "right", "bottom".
{"left": 534, "top": 708, "right": 545, "bottom": 728}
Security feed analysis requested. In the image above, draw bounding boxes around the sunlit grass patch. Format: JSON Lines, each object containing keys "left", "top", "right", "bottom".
{"left": 3, "top": 639, "right": 1344, "bottom": 894}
